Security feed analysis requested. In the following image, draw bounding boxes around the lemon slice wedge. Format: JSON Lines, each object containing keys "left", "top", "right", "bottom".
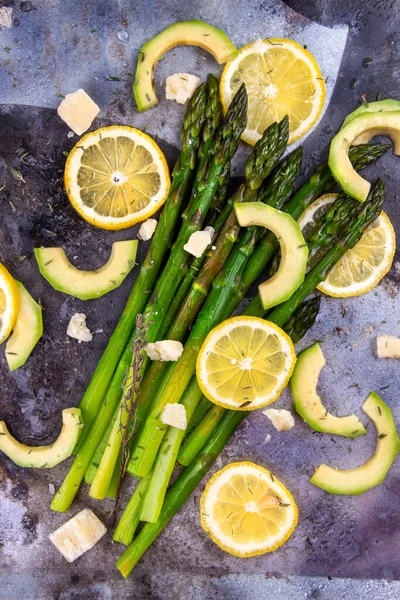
{"left": 0, "top": 264, "right": 20, "bottom": 345}
{"left": 196, "top": 316, "right": 296, "bottom": 410}
{"left": 298, "top": 195, "right": 396, "bottom": 297}
{"left": 200, "top": 461, "right": 298, "bottom": 557}
{"left": 64, "top": 126, "right": 171, "bottom": 230}
{"left": 220, "top": 38, "right": 326, "bottom": 145}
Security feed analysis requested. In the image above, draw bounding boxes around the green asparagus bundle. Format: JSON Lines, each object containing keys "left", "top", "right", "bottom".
{"left": 116, "top": 179, "right": 385, "bottom": 577}
{"left": 124, "top": 118, "right": 290, "bottom": 457}
{"left": 127, "top": 143, "right": 389, "bottom": 482}
{"left": 50, "top": 80, "right": 244, "bottom": 512}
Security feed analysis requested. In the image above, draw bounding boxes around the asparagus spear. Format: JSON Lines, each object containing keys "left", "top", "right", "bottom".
{"left": 76, "top": 82, "right": 208, "bottom": 436}
{"left": 82, "top": 86, "right": 249, "bottom": 502}
{"left": 126, "top": 119, "right": 290, "bottom": 456}
{"left": 116, "top": 297, "right": 321, "bottom": 576}
{"left": 178, "top": 298, "right": 321, "bottom": 466}
{"left": 117, "top": 182, "right": 384, "bottom": 575}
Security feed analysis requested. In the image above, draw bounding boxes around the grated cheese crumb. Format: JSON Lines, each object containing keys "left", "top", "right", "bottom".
{"left": 138, "top": 218, "right": 158, "bottom": 241}
{"left": 161, "top": 403, "right": 187, "bottom": 430}
{"left": 184, "top": 226, "right": 214, "bottom": 258}
{"left": 263, "top": 408, "right": 295, "bottom": 432}
{"left": 145, "top": 340, "right": 183, "bottom": 362}
{"left": 165, "top": 73, "right": 200, "bottom": 104}
{"left": 57, "top": 89, "right": 100, "bottom": 136}
{"left": 67, "top": 313, "right": 93, "bottom": 343}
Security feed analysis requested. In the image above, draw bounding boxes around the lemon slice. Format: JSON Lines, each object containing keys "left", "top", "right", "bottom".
{"left": 196, "top": 316, "right": 296, "bottom": 411}
{"left": 297, "top": 193, "right": 339, "bottom": 240}
{"left": 299, "top": 195, "right": 396, "bottom": 297}
{"left": 200, "top": 461, "right": 298, "bottom": 557}
{"left": 0, "top": 264, "right": 20, "bottom": 345}
{"left": 220, "top": 38, "right": 326, "bottom": 145}
{"left": 64, "top": 126, "right": 171, "bottom": 230}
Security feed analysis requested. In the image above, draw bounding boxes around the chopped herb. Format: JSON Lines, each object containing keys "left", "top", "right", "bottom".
{"left": 378, "top": 433, "right": 387, "bottom": 439}
{"left": 17, "top": 255, "right": 27, "bottom": 263}
{"left": 10, "top": 168, "right": 26, "bottom": 183}
{"left": 4, "top": 46, "right": 10, "bottom": 53}
{"left": 55, "top": 93, "right": 65, "bottom": 98}
{"left": 349, "top": 78, "right": 358, "bottom": 90}
{"left": 106, "top": 74, "right": 121, "bottom": 81}
{"left": 0, "top": 183, "right": 6, "bottom": 191}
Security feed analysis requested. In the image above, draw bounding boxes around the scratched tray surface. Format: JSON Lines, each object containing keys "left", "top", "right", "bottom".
{"left": 1, "top": 0, "right": 400, "bottom": 599}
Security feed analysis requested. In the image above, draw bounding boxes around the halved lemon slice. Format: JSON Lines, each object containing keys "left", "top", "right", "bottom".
{"left": 196, "top": 316, "right": 296, "bottom": 411}
{"left": 64, "top": 126, "right": 171, "bottom": 230}
{"left": 0, "top": 264, "right": 20, "bottom": 345}
{"left": 200, "top": 461, "right": 298, "bottom": 557}
{"left": 299, "top": 195, "right": 396, "bottom": 297}
{"left": 220, "top": 38, "right": 326, "bottom": 145}
{"left": 297, "top": 193, "right": 339, "bottom": 240}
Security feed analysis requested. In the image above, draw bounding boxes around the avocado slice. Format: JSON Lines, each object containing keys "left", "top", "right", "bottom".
{"left": 329, "top": 111, "right": 400, "bottom": 202}
{"left": 234, "top": 202, "right": 308, "bottom": 310}
{"left": 0, "top": 408, "right": 83, "bottom": 468}
{"left": 134, "top": 20, "right": 237, "bottom": 112}
{"left": 34, "top": 240, "right": 138, "bottom": 300}
{"left": 311, "top": 392, "right": 400, "bottom": 495}
{"left": 290, "top": 343, "right": 366, "bottom": 437}
{"left": 5, "top": 281, "right": 43, "bottom": 371}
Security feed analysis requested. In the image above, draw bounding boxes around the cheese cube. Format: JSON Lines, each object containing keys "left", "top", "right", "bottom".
{"left": 49, "top": 509, "right": 106, "bottom": 563}
{"left": 145, "top": 340, "right": 183, "bottom": 362}
{"left": 376, "top": 335, "right": 400, "bottom": 358}
{"left": 138, "top": 218, "right": 158, "bottom": 241}
{"left": 165, "top": 73, "right": 200, "bottom": 105}
{"left": 57, "top": 89, "right": 100, "bottom": 136}
{"left": 161, "top": 403, "right": 187, "bottom": 430}
{"left": 263, "top": 408, "right": 295, "bottom": 432}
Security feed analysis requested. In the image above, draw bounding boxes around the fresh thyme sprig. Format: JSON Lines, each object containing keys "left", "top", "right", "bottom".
{"left": 110, "top": 309, "right": 152, "bottom": 526}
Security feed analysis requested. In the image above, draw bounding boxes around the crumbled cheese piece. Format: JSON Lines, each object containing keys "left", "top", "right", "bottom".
{"left": 145, "top": 340, "right": 183, "bottom": 362}
{"left": 67, "top": 313, "right": 93, "bottom": 342}
{"left": 264, "top": 434, "right": 272, "bottom": 443}
{"left": 161, "top": 403, "right": 187, "bottom": 430}
{"left": 165, "top": 73, "right": 201, "bottom": 104}
{"left": 57, "top": 89, "right": 100, "bottom": 136}
{"left": 49, "top": 509, "right": 106, "bottom": 563}
{"left": 48, "top": 483, "right": 55, "bottom": 495}
{"left": 138, "top": 218, "right": 158, "bottom": 241}
{"left": 263, "top": 408, "right": 295, "bottom": 432}
{"left": 67, "top": 131, "right": 75, "bottom": 138}
{"left": 184, "top": 226, "right": 214, "bottom": 258}
{"left": 0, "top": 7, "right": 13, "bottom": 28}
{"left": 376, "top": 335, "right": 400, "bottom": 358}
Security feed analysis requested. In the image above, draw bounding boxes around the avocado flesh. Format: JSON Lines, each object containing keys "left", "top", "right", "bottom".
{"left": 290, "top": 343, "right": 366, "bottom": 437}
{"left": 134, "top": 20, "right": 237, "bottom": 111}
{"left": 234, "top": 202, "right": 308, "bottom": 310}
{"left": 341, "top": 99, "right": 400, "bottom": 130}
{"left": 0, "top": 408, "right": 83, "bottom": 468}
{"left": 34, "top": 240, "right": 137, "bottom": 300}
{"left": 311, "top": 392, "right": 400, "bottom": 495}
{"left": 6, "top": 281, "right": 43, "bottom": 371}
{"left": 329, "top": 111, "right": 400, "bottom": 202}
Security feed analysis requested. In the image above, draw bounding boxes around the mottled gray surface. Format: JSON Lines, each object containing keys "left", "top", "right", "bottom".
{"left": 1, "top": 0, "right": 400, "bottom": 598}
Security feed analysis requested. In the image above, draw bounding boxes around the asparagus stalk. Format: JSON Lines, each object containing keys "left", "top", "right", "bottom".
{"left": 185, "top": 395, "right": 212, "bottom": 435}
{"left": 81, "top": 85, "right": 248, "bottom": 502}
{"left": 126, "top": 119, "right": 290, "bottom": 457}
{"left": 178, "top": 298, "right": 321, "bottom": 466}
{"left": 116, "top": 298, "right": 322, "bottom": 577}
{"left": 113, "top": 476, "right": 150, "bottom": 545}
{"left": 117, "top": 181, "right": 384, "bottom": 575}
{"left": 77, "top": 82, "right": 208, "bottom": 435}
